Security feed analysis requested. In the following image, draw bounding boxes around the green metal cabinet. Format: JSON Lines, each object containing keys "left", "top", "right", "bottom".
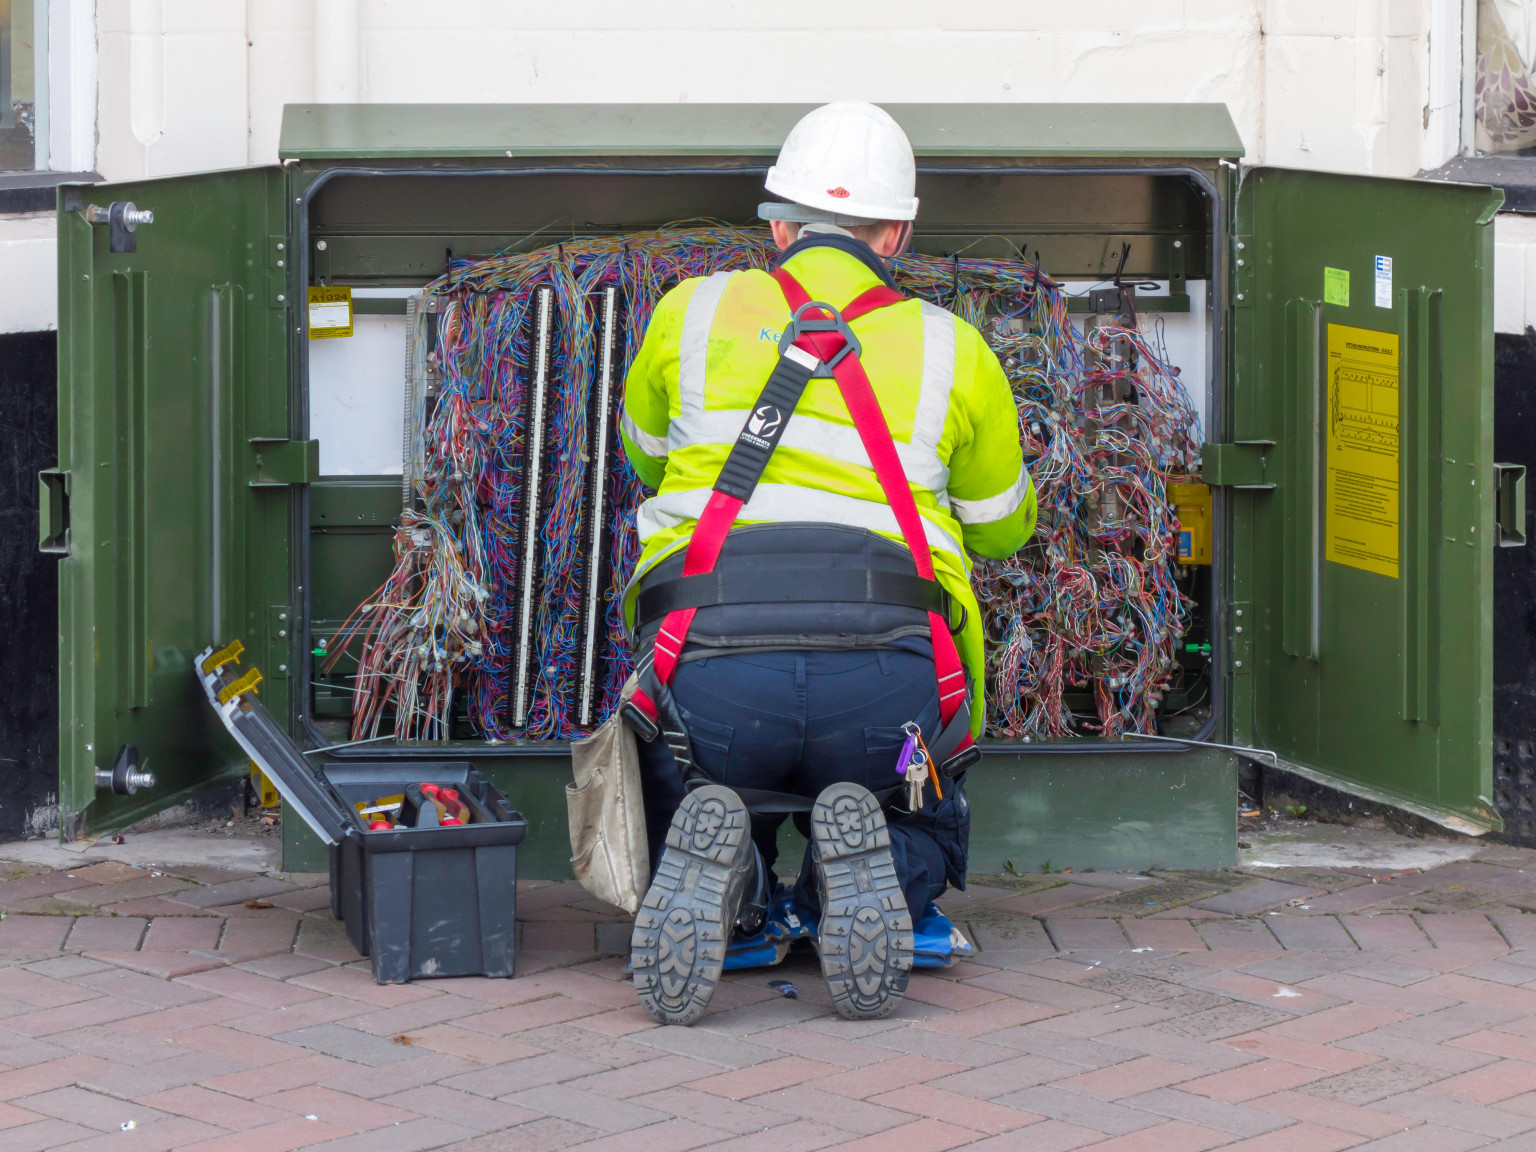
{"left": 49, "top": 103, "right": 1506, "bottom": 870}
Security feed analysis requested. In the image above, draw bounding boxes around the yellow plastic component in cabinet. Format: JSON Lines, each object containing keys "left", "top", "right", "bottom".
{"left": 1170, "top": 481, "right": 1212, "bottom": 566}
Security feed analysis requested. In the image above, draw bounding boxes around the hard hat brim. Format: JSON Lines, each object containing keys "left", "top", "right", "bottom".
{"left": 764, "top": 167, "right": 919, "bottom": 223}
{"left": 758, "top": 201, "right": 883, "bottom": 228}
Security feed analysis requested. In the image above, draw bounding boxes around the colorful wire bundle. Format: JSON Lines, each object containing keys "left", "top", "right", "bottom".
{"left": 330, "top": 225, "right": 1201, "bottom": 743}
{"left": 967, "top": 306, "right": 1202, "bottom": 739}
{"left": 331, "top": 227, "right": 777, "bottom": 741}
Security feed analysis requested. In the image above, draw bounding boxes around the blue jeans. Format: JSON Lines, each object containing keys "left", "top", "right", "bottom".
{"left": 637, "top": 645, "right": 970, "bottom": 918}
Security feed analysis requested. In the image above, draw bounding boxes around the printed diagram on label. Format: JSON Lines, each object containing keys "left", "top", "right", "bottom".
{"left": 1333, "top": 365, "right": 1396, "bottom": 456}
{"left": 1325, "top": 323, "right": 1400, "bottom": 579}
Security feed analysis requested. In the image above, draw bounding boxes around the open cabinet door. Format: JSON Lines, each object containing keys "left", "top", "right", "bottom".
{"left": 1231, "top": 168, "right": 1503, "bottom": 833}
{"left": 54, "top": 168, "right": 301, "bottom": 836}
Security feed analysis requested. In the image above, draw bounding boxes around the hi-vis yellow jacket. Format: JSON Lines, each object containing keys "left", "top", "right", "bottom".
{"left": 619, "top": 242, "right": 1036, "bottom": 735}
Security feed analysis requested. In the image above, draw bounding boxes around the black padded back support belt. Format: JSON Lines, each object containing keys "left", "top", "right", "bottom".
{"left": 633, "top": 523, "right": 938, "bottom": 647}
{"left": 636, "top": 567, "right": 948, "bottom": 624}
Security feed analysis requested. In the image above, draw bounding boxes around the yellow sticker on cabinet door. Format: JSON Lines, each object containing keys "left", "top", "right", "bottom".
{"left": 307, "top": 285, "right": 353, "bottom": 339}
{"left": 1325, "top": 323, "right": 1400, "bottom": 579}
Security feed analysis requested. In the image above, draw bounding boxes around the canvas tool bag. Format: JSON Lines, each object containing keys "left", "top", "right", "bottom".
{"left": 567, "top": 673, "right": 650, "bottom": 914}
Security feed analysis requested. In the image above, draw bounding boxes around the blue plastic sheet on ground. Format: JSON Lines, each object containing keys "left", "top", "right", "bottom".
{"left": 722, "top": 891, "right": 973, "bottom": 971}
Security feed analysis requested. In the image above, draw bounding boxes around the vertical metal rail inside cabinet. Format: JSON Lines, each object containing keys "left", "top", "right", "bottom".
{"left": 401, "top": 294, "right": 418, "bottom": 509}
{"left": 577, "top": 285, "right": 620, "bottom": 729}
{"left": 511, "top": 286, "right": 555, "bottom": 729}
{"left": 293, "top": 162, "right": 1226, "bottom": 757}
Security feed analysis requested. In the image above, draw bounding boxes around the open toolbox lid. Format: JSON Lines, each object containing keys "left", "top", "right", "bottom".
{"left": 196, "top": 641, "right": 356, "bottom": 847}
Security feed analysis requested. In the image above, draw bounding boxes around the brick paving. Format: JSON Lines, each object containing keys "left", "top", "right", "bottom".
{"left": 0, "top": 841, "right": 1532, "bottom": 1148}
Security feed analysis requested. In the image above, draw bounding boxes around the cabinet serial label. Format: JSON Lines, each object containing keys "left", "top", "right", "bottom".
{"left": 308, "top": 285, "right": 353, "bottom": 339}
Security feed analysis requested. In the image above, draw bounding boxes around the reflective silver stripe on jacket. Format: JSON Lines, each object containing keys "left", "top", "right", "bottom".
{"left": 676, "top": 270, "right": 734, "bottom": 423}
{"left": 620, "top": 409, "right": 668, "bottom": 459}
{"left": 910, "top": 302, "right": 958, "bottom": 459}
{"left": 951, "top": 463, "right": 1034, "bottom": 525}
{"left": 666, "top": 409, "right": 950, "bottom": 497}
{"left": 635, "top": 484, "right": 965, "bottom": 561}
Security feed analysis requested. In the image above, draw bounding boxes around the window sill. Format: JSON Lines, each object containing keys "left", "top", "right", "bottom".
{"left": 1420, "top": 156, "right": 1536, "bottom": 214}
{"left": 0, "top": 171, "right": 99, "bottom": 215}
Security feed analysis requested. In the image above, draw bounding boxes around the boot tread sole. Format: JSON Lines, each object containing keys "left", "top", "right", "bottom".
{"left": 630, "top": 785, "right": 751, "bottom": 1026}
{"left": 812, "top": 782, "right": 913, "bottom": 1021}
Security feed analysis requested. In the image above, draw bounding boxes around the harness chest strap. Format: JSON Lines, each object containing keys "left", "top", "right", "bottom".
{"left": 771, "top": 269, "right": 971, "bottom": 753}
{"left": 628, "top": 268, "right": 975, "bottom": 765}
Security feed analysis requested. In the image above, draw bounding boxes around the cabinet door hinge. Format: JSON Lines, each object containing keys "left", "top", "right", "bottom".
{"left": 1232, "top": 234, "right": 1254, "bottom": 307}
{"left": 269, "top": 235, "right": 289, "bottom": 309}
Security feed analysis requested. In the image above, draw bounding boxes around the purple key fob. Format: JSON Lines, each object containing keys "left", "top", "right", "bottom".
{"left": 895, "top": 729, "right": 918, "bottom": 777}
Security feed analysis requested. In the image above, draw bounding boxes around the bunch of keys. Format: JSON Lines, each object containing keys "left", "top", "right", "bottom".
{"left": 895, "top": 721, "right": 944, "bottom": 810}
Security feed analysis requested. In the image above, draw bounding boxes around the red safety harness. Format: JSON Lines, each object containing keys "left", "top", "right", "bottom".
{"left": 624, "top": 267, "right": 978, "bottom": 803}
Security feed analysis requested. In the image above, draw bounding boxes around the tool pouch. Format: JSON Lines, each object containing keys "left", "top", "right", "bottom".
{"left": 567, "top": 673, "right": 651, "bottom": 914}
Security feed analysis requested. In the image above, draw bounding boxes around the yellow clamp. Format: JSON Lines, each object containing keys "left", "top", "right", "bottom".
{"left": 202, "top": 639, "right": 245, "bottom": 675}
{"left": 218, "top": 666, "right": 263, "bottom": 705}
{"left": 250, "top": 762, "right": 281, "bottom": 808}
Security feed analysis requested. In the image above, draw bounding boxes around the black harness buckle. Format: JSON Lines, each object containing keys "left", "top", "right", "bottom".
{"left": 947, "top": 599, "right": 968, "bottom": 636}
{"left": 940, "top": 745, "right": 981, "bottom": 779}
{"left": 620, "top": 701, "right": 660, "bottom": 744}
{"left": 782, "top": 300, "right": 862, "bottom": 377}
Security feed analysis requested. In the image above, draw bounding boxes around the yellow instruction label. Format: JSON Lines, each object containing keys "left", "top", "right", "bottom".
{"left": 307, "top": 285, "right": 353, "bottom": 339}
{"left": 1325, "top": 323, "right": 1400, "bottom": 579}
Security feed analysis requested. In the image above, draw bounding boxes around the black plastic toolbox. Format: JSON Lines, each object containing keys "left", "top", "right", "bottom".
{"left": 196, "top": 645, "right": 528, "bottom": 984}
{"left": 324, "top": 762, "right": 525, "bottom": 982}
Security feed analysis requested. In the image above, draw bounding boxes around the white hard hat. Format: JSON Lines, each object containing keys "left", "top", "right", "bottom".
{"left": 762, "top": 101, "right": 919, "bottom": 223}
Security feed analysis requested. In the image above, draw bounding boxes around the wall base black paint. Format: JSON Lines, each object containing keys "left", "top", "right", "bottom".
{"left": 1495, "top": 329, "right": 1536, "bottom": 845}
{"left": 0, "top": 332, "right": 59, "bottom": 839}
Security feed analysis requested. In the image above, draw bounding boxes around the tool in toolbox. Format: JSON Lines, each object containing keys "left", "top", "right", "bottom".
{"left": 354, "top": 793, "right": 408, "bottom": 832}
{"left": 411, "top": 782, "right": 472, "bottom": 827}
{"left": 421, "top": 783, "right": 471, "bottom": 826}
{"left": 348, "top": 784, "right": 481, "bottom": 832}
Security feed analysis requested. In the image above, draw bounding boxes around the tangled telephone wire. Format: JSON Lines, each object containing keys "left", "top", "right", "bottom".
{"left": 324, "top": 225, "right": 1201, "bottom": 743}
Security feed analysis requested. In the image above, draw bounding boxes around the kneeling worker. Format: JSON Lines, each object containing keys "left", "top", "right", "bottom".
{"left": 618, "top": 101, "right": 1035, "bottom": 1025}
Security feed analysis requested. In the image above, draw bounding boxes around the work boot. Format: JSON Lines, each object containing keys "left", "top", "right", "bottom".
{"left": 735, "top": 846, "right": 772, "bottom": 938}
{"left": 811, "top": 782, "right": 914, "bottom": 1020}
{"left": 631, "top": 785, "right": 754, "bottom": 1025}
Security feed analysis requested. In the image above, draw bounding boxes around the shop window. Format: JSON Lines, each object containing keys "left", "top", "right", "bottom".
{"left": 1477, "top": 0, "right": 1536, "bottom": 153}
{"left": 0, "top": 0, "right": 38, "bottom": 171}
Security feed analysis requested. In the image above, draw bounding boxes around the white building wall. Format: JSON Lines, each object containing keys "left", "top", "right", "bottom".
{"left": 1495, "top": 215, "right": 1536, "bottom": 335}
{"left": 0, "top": 0, "right": 1483, "bottom": 334}
{"left": 0, "top": 214, "right": 59, "bottom": 335}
